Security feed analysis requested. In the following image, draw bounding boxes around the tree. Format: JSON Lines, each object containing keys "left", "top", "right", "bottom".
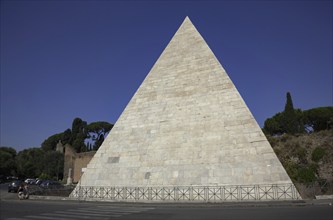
{"left": 41, "top": 118, "right": 113, "bottom": 153}
{"left": 42, "top": 151, "right": 64, "bottom": 180}
{"left": 15, "top": 148, "right": 64, "bottom": 180}
{"left": 16, "top": 148, "right": 44, "bottom": 178}
{"left": 303, "top": 107, "right": 333, "bottom": 132}
{"left": 281, "top": 92, "right": 300, "bottom": 134}
{"left": 61, "top": 129, "right": 72, "bottom": 145}
{"left": 263, "top": 92, "right": 304, "bottom": 135}
{"left": 41, "top": 133, "right": 63, "bottom": 151}
{"left": 86, "top": 121, "right": 113, "bottom": 150}
{"left": 93, "top": 134, "right": 104, "bottom": 151}
{"left": 0, "top": 147, "right": 17, "bottom": 176}
{"left": 263, "top": 112, "right": 284, "bottom": 135}
{"left": 71, "top": 118, "right": 88, "bottom": 152}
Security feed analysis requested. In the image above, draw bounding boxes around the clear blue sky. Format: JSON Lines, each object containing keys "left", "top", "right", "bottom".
{"left": 1, "top": 0, "right": 332, "bottom": 152}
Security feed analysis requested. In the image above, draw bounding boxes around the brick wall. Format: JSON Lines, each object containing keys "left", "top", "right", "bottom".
{"left": 63, "top": 145, "right": 96, "bottom": 183}
{"left": 73, "top": 151, "right": 96, "bottom": 183}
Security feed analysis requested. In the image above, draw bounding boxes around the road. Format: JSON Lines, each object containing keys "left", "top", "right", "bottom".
{"left": 1, "top": 184, "right": 332, "bottom": 220}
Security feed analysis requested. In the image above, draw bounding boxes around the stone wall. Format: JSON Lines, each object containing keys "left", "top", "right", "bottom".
{"left": 63, "top": 144, "right": 95, "bottom": 183}
{"left": 73, "top": 151, "right": 96, "bottom": 183}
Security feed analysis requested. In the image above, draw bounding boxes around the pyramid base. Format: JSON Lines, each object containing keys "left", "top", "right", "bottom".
{"left": 69, "top": 183, "right": 301, "bottom": 202}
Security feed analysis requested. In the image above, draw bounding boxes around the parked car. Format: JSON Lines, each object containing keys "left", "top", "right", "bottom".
{"left": 24, "top": 178, "right": 36, "bottom": 185}
{"left": 35, "top": 179, "right": 45, "bottom": 185}
{"left": 0, "top": 175, "right": 5, "bottom": 183}
{"left": 40, "top": 180, "right": 62, "bottom": 189}
{"left": 8, "top": 180, "right": 23, "bottom": 193}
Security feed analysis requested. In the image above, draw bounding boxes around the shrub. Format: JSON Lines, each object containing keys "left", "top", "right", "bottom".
{"left": 296, "top": 147, "right": 307, "bottom": 163}
{"left": 267, "top": 135, "right": 279, "bottom": 147}
{"left": 285, "top": 162, "right": 300, "bottom": 181}
{"left": 285, "top": 162, "right": 318, "bottom": 184}
{"left": 280, "top": 134, "right": 291, "bottom": 142}
{"left": 311, "top": 147, "right": 326, "bottom": 162}
{"left": 273, "top": 148, "right": 281, "bottom": 157}
{"left": 297, "top": 167, "right": 317, "bottom": 183}
{"left": 39, "top": 173, "right": 51, "bottom": 180}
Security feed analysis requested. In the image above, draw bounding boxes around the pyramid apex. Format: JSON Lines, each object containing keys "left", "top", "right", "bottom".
{"left": 177, "top": 16, "right": 197, "bottom": 34}
{"left": 183, "top": 16, "right": 192, "bottom": 23}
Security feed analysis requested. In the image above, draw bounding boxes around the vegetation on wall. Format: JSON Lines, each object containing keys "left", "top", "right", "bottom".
{"left": 267, "top": 130, "right": 332, "bottom": 187}
{"left": 263, "top": 92, "right": 333, "bottom": 195}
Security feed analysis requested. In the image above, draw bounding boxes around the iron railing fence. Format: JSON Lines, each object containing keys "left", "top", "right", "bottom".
{"left": 295, "top": 179, "right": 332, "bottom": 199}
{"left": 27, "top": 179, "right": 332, "bottom": 200}
{"left": 70, "top": 184, "right": 301, "bottom": 202}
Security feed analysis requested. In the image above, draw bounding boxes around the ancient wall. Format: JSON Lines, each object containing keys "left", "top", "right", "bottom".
{"left": 63, "top": 144, "right": 95, "bottom": 183}
{"left": 73, "top": 151, "right": 96, "bottom": 183}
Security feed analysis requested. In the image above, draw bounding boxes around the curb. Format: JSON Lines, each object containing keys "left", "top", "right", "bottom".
{"left": 28, "top": 196, "right": 332, "bottom": 207}
{"left": 29, "top": 195, "right": 72, "bottom": 201}
{"left": 315, "top": 195, "right": 333, "bottom": 200}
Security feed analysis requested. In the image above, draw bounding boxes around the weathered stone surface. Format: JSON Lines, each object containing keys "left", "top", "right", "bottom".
{"left": 71, "top": 17, "right": 300, "bottom": 201}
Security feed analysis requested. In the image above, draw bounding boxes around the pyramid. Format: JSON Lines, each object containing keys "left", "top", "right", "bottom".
{"left": 71, "top": 17, "right": 300, "bottom": 202}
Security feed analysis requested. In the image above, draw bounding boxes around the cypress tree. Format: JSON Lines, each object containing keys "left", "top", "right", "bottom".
{"left": 282, "top": 92, "right": 299, "bottom": 134}
{"left": 285, "top": 92, "right": 294, "bottom": 113}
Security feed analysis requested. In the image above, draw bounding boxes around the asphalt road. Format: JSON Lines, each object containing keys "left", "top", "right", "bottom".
{"left": 1, "top": 183, "right": 332, "bottom": 220}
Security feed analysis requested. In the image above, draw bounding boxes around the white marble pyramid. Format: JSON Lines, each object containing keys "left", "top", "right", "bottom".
{"left": 70, "top": 17, "right": 300, "bottom": 202}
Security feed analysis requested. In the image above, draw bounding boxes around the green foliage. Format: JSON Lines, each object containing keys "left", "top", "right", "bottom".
{"left": 285, "top": 161, "right": 317, "bottom": 184}
{"left": 6, "top": 117, "right": 113, "bottom": 179}
{"left": 281, "top": 92, "right": 299, "bottom": 134}
{"left": 87, "top": 121, "right": 113, "bottom": 133}
{"left": 303, "top": 107, "right": 333, "bottom": 132}
{"left": 16, "top": 148, "right": 44, "bottom": 178}
{"left": 284, "top": 92, "right": 294, "bottom": 112}
{"left": 263, "top": 92, "right": 319, "bottom": 135}
{"left": 40, "top": 118, "right": 113, "bottom": 153}
{"left": 41, "top": 133, "right": 63, "bottom": 151}
{"left": 15, "top": 148, "right": 64, "bottom": 179}
{"left": 280, "top": 134, "right": 291, "bottom": 142}
{"left": 39, "top": 172, "right": 51, "bottom": 180}
{"left": 297, "top": 166, "right": 317, "bottom": 183}
{"left": 263, "top": 112, "right": 284, "bottom": 135}
{"left": 311, "top": 147, "right": 326, "bottom": 162}
{"left": 0, "top": 147, "right": 17, "bottom": 176}
{"left": 285, "top": 162, "right": 300, "bottom": 181}
{"left": 71, "top": 118, "right": 88, "bottom": 153}
{"left": 264, "top": 94, "right": 332, "bottom": 136}
{"left": 42, "top": 151, "right": 64, "bottom": 180}
{"left": 265, "top": 128, "right": 332, "bottom": 198}
{"left": 61, "top": 129, "right": 72, "bottom": 145}
{"left": 93, "top": 134, "right": 104, "bottom": 151}
{"left": 295, "top": 147, "right": 307, "bottom": 163}
{"left": 87, "top": 121, "right": 113, "bottom": 150}
{"left": 42, "top": 118, "right": 89, "bottom": 153}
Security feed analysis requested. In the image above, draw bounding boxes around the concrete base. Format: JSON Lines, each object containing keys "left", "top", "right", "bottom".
{"left": 66, "top": 177, "right": 72, "bottom": 185}
{"left": 315, "top": 195, "right": 333, "bottom": 200}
